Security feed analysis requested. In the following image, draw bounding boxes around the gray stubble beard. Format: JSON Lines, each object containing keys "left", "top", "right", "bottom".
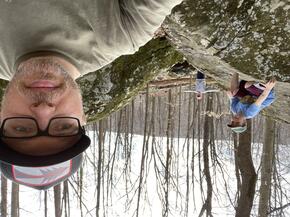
{"left": 2, "top": 57, "right": 81, "bottom": 106}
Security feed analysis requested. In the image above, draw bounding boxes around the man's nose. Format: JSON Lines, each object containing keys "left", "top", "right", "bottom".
{"left": 29, "top": 103, "right": 56, "bottom": 129}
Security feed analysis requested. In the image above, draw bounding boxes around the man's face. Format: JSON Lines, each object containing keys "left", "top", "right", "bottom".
{"left": 230, "top": 115, "right": 246, "bottom": 127}
{"left": 196, "top": 92, "right": 202, "bottom": 100}
{"left": 0, "top": 57, "right": 85, "bottom": 156}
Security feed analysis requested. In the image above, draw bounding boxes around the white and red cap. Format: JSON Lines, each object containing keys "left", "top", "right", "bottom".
{"left": 0, "top": 135, "right": 90, "bottom": 190}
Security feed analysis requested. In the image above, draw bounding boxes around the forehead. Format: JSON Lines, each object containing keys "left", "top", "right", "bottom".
{"left": 3, "top": 135, "right": 80, "bottom": 156}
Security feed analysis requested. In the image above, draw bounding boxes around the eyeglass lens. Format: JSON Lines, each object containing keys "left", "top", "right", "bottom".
{"left": 2, "top": 118, "right": 80, "bottom": 138}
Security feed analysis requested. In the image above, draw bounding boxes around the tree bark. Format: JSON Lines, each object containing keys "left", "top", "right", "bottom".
{"left": 136, "top": 85, "right": 150, "bottom": 217}
{"left": 54, "top": 184, "right": 62, "bottom": 217}
{"left": 164, "top": 89, "right": 173, "bottom": 217}
{"left": 63, "top": 180, "right": 70, "bottom": 217}
{"left": 258, "top": 117, "right": 275, "bottom": 217}
{"left": 44, "top": 191, "right": 48, "bottom": 217}
{"left": 11, "top": 183, "right": 19, "bottom": 217}
{"left": 235, "top": 120, "right": 257, "bottom": 217}
{"left": 198, "top": 95, "right": 213, "bottom": 217}
{"left": 96, "top": 120, "right": 104, "bottom": 217}
{"left": 1, "top": 175, "right": 7, "bottom": 217}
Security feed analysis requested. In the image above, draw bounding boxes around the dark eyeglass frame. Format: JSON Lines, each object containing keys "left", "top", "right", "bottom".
{"left": 0, "top": 117, "right": 85, "bottom": 139}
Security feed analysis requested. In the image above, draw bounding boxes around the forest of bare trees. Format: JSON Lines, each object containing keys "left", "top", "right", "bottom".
{"left": 1, "top": 85, "right": 290, "bottom": 217}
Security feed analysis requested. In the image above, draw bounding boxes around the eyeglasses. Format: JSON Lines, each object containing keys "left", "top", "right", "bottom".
{"left": 0, "top": 117, "right": 85, "bottom": 139}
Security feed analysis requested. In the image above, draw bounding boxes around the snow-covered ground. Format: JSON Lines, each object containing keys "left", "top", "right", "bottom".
{"left": 3, "top": 132, "right": 290, "bottom": 217}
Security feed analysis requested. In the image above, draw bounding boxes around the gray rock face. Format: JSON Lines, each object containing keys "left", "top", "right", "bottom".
{"left": 77, "top": 39, "right": 183, "bottom": 122}
{"left": 162, "top": 0, "right": 290, "bottom": 123}
{"left": 166, "top": 0, "right": 289, "bottom": 81}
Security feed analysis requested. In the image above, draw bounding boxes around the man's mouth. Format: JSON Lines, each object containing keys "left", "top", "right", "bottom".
{"left": 29, "top": 80, "right": 58, "bottom": 88}
{"left": 27, "top": 80, "right": 60, "bottom": 91}
{"left": 28, "top": 87, "right": 58, "bottom": 92}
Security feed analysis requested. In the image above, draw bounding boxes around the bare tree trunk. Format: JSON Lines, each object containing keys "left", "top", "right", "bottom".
{"left": 11, "top": 182, "right": 19, "bottom": 217}
{"left": 191, "top": 90, "right": 197, "bottom": 211}
{"left": 198, "top": 95, "right": 213, "bottom": 217}
{"left": 78, "top": 166, "right": 84, "bottom": 217}
{"left": 185, "top": 85, "right": 192, "bottom": 217}
{"left": 164, "top": 89, "right": 173, "bottom": 217}
{"left": 105, "top": 116, "right": 112, "bottom": 217}
{"left": 176, "top": 86, "right": 181, "bottom": 208}
{"left": 268, "top": 124, "right": 290, "bottom": 216}
{"left": 197, "top": 100, "right": 204, "bottom": 205}
{"left": 54, "top": 184, "right": 62, "bottom": 217}
{"left": 235, "top": 120, "right": 257, "bottom": 217}
{"left": 258, "top": 117, "right": 275, "bottom": 217}
{"left": 1, "top": 175, "right": 8, "bottom": 217}
{"left": 96, "top": 120, "right": 104, "bottom": 217}
{"left": 136, "top": 85, "right": 150, "bottom": 217}
{"left": 233, "top": 133, "right": 241, "bottom": 202}
{"left": 63, "top": 180, "right": 70, "bottom": 217}
{"left": 44, "top": 191, "right": 48, "bottom": 217}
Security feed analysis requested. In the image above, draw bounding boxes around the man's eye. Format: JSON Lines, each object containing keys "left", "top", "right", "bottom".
{"left": 51, "top": 123, "right": 71, "bottom": 131}
{"left": 49, "top": 119, "right": 79, "bottom": 136}
{"left": 14, "top": 126, "right": 32, "bottom": 132}
{"left": 50, "top": 123, "right": 78, "bottom": 136}
{"left": 59, "top": 124, "right": 73, "bottom": 130}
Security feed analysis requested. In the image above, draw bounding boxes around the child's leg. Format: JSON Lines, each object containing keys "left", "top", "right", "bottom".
{"left": 230, "top": 72, "right": 239, "bottom": 94}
